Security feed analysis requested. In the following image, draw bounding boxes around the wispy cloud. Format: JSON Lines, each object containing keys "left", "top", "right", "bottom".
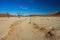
{"left": 20, "top": 6, "right": 28, "bottom": 10}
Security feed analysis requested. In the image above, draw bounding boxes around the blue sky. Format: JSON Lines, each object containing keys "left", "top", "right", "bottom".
{"left": 0, "top": 0, "right": 60, "bottom": 15}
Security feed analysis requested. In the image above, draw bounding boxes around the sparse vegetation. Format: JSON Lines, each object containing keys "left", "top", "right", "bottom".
{"left": 0, "top": 17, "right": 60, "bottom": 40}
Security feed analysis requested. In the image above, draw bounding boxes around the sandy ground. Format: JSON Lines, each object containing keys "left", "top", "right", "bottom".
{"left": 0, "top": 16, "right": 60, "bottom": 40}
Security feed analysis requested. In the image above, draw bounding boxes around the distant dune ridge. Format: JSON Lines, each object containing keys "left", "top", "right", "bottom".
{"left": 29, "top": 12, "right": 60, "bottom": 16}
{"left": 0, "top": 14, "right": 10, "bottom": 17}
{"left": 0, "top": 14, "right": 16, "bottom": 17}
{"left": 47, "top": 12, "right": 60, "bottom": 16}
{"left": 0, "top": 12, "right": 60, "bottom": 17}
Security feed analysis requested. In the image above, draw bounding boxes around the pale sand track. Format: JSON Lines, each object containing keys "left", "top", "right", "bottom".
{"left": 0, "top": 17, "right": 60, "bottom": 40}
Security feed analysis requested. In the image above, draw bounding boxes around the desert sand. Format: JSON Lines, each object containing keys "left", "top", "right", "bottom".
{"left": 0, "top": 16, "right": 60, "bottom": 40}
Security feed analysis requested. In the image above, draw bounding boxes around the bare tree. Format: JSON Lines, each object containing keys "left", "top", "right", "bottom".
{"left": 17, "top": 12, "right": 20, "bottom": 18}
{"left": 7, "top": 12, "right": 9, "bottom": 18}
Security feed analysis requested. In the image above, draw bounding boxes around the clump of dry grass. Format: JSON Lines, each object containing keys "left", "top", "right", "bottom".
{"left": 32, "top": 22, "right": 39, "bottom": 29}
{"left": 40, "top": 26, "right": 57, "bottom": 40}
{"left": 32, "top": 22, "right": 57, "bottom": 40}
{"left": 45, "top": 31, "right": 56, "bottom": 40}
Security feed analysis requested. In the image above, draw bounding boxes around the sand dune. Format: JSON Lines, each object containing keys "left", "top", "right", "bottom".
{"left": 29, "top": 12, "right": 60, "bottom": 16}
{"left": 47, "top": 12, "right": 60, "bottom": 16}
{"left": 0, "top": 14, "right": 10, "bottom": 17}
{"left": 0, "top": 14, "right": 17, "bottom": 17}
{"left": 0, "top": 16, "right": 60, "bottom": 40}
